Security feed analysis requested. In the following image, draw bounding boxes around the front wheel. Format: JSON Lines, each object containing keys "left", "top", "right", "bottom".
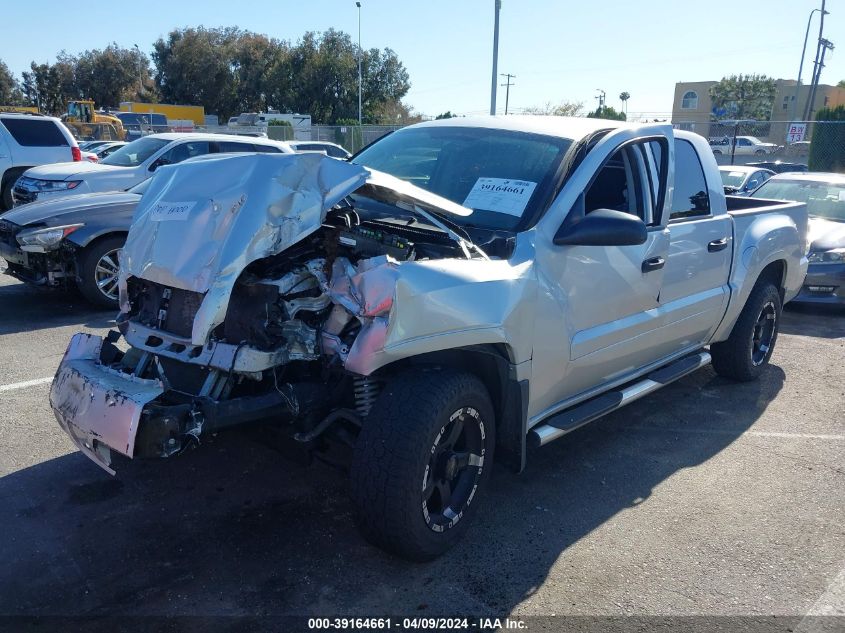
{"left": 76, "top": 235, "right": 124, "bottom": 309}
{"left": 711, "top": 282, "right": 781, "bottom": 381}
{"left": 350, "top": 369, "right": 495, "bottom": 561}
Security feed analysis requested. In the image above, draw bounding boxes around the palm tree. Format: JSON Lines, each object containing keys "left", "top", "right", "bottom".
{"left": 619, "top": 92, "right": 630, "bottom": 115}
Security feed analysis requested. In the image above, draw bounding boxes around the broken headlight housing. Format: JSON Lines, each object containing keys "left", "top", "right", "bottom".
{"left": 16, "top": 224, "right": 83, "bottom": 251}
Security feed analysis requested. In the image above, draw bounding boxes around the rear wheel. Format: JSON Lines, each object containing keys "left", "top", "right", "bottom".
{"left": 350, "top": 369, "right": 495, "bottom": 561}
{"left": 711, "top": 282, "right": 781, "bottom": 381}
{"left": 76, "top": 235, "right": 124, "bottom": 309}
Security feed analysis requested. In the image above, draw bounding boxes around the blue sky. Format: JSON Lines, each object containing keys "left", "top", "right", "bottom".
{"left": 2, "top": 0, "right": 842, "bottom": 120}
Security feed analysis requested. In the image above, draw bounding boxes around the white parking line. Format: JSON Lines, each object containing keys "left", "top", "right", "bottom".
{"left": 0, "top": 376, "right": 54, "bottom": 393}
{"left": 797, "top": 565, "right": 845, "bottom": 632}
{"left": 631, "top": 426, "right": 845, "bottom": 441}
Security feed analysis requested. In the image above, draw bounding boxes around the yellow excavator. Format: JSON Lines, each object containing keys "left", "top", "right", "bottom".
{"left": 63, "top": 100, "right": 126, "bottom": 141}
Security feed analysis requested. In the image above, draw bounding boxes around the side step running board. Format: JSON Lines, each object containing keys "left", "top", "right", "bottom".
{"left": 529, "top": 350, "right": 711, "bottom": 448}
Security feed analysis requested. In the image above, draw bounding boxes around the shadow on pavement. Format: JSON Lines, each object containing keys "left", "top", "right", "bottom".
{"left": 0, "top": 280, "right": 115, "bottom": 335}
{"left": 781, "top": 303, "right": 844, "bottom": 339}
{"left": 0, "top": 364, "right": 784, "bottom": 617}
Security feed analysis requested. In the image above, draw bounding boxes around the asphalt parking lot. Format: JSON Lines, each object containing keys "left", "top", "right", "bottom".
{"left": 0, "top": 270, "right": 843, "bottom": 623}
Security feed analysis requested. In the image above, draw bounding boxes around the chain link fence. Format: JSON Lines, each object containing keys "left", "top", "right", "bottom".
{"left": 673, "top": 119, "right": 845, "bottom": 171}
{"left": 264, "top": 124, "right": 404, "bottom": 153}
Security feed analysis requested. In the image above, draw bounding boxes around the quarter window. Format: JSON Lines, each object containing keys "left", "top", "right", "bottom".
{"left": 670, "top": 139, "right": 710, "bottom": 220}
{"left": 681, "top": 91, "right": 699, "bottom": 109}
{"left": 1, "top": 118, "right": 68, "bottom": 146}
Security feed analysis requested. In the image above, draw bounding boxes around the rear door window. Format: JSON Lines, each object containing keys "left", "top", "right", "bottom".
{"left": 215, "top": 141, "right": 256, "bottom": 153}
{"left": 1, "top": 118, "right": 68, "bottom": 146}
{"left": 670, "top": 139, "right": 711, "bottom": 220}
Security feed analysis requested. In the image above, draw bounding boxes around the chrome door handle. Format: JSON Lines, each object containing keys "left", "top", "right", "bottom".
{"left": 708, "top": 238, "right": 728, "bottom": 252}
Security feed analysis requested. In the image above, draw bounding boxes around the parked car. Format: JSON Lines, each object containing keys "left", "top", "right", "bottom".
{"left": 49, "top": 117, "right": 807, "bottom": 561}
{"left": 746, "top": 160, "right": 808, "bottom": 174}
{"left": 12, "top": 133, "right": 294, "bottom": 206}
{"left": 718, "top": 165, "right": 774, "bottom": 195}
{"left": 288, "top": 140, "right": 351, "bottom": 159}
{"left": 91, "top": 141, "right": 127, "bottom": 160}
{"left": 0, "top": 179, "right": 149, "bottom": 306}
{"left": 78, "top": 140, "right": 113, "bottom": 152}
{"left": 0, "top": 112, "right": 81, "bottom": 211}
{"left": 749, "top": 172, "right": 845, "bottom": 305}
{"left": 709, "top": 135, "right": 780, "bottom": 155}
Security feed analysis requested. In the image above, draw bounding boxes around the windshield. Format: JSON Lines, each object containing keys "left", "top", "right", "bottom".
{"left": 720, "top": 170, "right": 747, "bottom": 188}
{"left": 101, "top": 137, "right": 169, "bottom": 167}
{"left": 352, "top": 126, "right": 572, "bottom": 230}
{"left": 752, "top": 179, "right": 845, "bottom": 222}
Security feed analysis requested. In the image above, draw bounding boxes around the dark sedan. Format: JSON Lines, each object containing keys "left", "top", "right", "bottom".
{"left": 749, "top": 172, "right": 845, "bottom": 306}
{"left": 0, "top": 179, "right": 148, "bottom": 307}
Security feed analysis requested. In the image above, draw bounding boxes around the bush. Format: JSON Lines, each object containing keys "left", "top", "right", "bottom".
{"left": 809, "top": 106, "right": 845, "bottom": 173}
{"left": 267, "top": 119, "right": 291, "bottom": 126}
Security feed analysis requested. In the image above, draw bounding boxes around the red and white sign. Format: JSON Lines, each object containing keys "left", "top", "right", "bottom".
{"left": 786, "top": 122, "right": 807, "bottom": 143}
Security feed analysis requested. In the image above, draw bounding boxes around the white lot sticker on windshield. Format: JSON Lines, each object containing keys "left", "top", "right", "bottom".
{"left": 462, "top": 177, "right": 537, "bottom": 217}
{"left": 149, "top": 201, "right": 197, "bottom": 222}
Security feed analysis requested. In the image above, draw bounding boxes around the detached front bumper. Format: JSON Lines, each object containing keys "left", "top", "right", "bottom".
{"left": 49, "top": 333, "right": 164, "bottom": 474}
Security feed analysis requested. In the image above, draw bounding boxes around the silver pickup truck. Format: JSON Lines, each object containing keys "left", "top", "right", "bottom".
{"left": 49, "top": 117, "right": 808, "bottom": 561}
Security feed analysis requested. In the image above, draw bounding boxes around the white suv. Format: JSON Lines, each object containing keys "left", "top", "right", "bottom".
{"left": 12, "top": 133, "right": 294, "bottom": 207}
{"left": 0, "top": 113, "right": 81, "bottom": 211}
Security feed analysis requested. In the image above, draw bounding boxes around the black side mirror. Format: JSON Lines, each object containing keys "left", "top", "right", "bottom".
{"left": 149, "top": 157, "right": 170, "bottom": 172}
{"left": 554, "top": 193, "right": 648, "bottom": 246}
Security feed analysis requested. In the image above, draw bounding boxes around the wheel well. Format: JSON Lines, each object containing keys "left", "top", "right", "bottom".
{"left": 756, "top": 259, "right": 786, "bottom": 301}
{"left": 374, "top": 345, "right": 528, "bottom": 473}
{"left": 1, "top": 166, "right": 30, "bottom": 187}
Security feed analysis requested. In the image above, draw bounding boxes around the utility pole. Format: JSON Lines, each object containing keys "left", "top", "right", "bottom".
{"left": 806, "top": 38, "right": 834, "bottom": 120}
{"left": 802, "top": 0, "right": 827, "bottom": 121}
{"left": 595, "top": 89, "right": 606, "bottom": 115}
{"left": 356, "top": 1, "right": 362, "bottom": 125}
{"left": 792, "top": 7, "right": 828, "bottom": 121}
{"left": 500, "top": 73, "right": 515, "bottom": 115}
{"left": 490, "top": 0, "right": 501, "bottom": 115}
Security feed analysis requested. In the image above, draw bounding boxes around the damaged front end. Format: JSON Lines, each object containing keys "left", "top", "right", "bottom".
{"left": 50, "top": 152, "right": 528, "bottom": 472}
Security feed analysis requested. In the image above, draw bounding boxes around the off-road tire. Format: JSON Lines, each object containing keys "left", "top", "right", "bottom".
{"left": 76, "top": 235, "right": 124, "bottom": 309}
{"left": 711, "top": 282, "right": 782, "bottom": 382}
{"left": 350, "top": 368, "right": 495, "bottom": 561}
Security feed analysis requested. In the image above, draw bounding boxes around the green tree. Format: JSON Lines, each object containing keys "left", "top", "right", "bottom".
{"left": 709, "top": 74, "right": 776, "bottom": 121}
{"left": 809, "top": 105, "right": 845, "bottom": 173}
{"left": 75, "top": 44, "right": 153, "bottom": 107}
{"left": 587, "top": 105, "right": 626, "bottom": 120}
{"left": 152, "top": 27, "right": 245, "bottom": 120}
{"left": 522, "top": 100, "right": 583, "bottom": 116}
{"left": 20, "top": 55, "right": 77, "bottom": 114}
{"left": 435, "top": 111, "right": 455, "bottom": 119}
{"left": 838, "top": 80, "right": 845, "bottom": 89}
{"left": 619, "top": 91, "right": 630, "bottom": 114}
{"left": 0, "top": 60, "right": 24, "bottom": 105}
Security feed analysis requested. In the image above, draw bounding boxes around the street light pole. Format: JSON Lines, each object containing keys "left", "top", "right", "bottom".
{"left": 133, "top": 44, "right": 142, "bottom": 96}
{"left": 356, "top": 2, "right": 362, "bottom": 125}
{"left": 792, "top": 7, "right": 828, "bottom": 121}
{"left": 490, "top": 0, "right": 501, "bottom": 115}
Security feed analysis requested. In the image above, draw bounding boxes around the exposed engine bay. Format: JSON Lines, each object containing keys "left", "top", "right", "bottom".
{"left": 50, "top": 153, "right": 517, "bottom": 472}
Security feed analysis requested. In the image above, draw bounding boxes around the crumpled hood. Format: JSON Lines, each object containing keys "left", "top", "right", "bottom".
{"left": 808, "top": 216, "right": 845, "bottom": 251}
{"left": 0, "top": 191, "right": 140, "bottom": 227}
{"left": 119, "top": 152, "right": 473, "bottom": 345}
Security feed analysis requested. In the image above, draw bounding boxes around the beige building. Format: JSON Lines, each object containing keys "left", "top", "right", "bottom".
{"left": 671, "top": 79, "right": 845, "bottom": 142}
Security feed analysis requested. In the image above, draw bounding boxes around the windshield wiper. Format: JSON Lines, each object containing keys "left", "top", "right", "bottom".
{"left": 406, "top": 204, "right": 488, "bottom": 260}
